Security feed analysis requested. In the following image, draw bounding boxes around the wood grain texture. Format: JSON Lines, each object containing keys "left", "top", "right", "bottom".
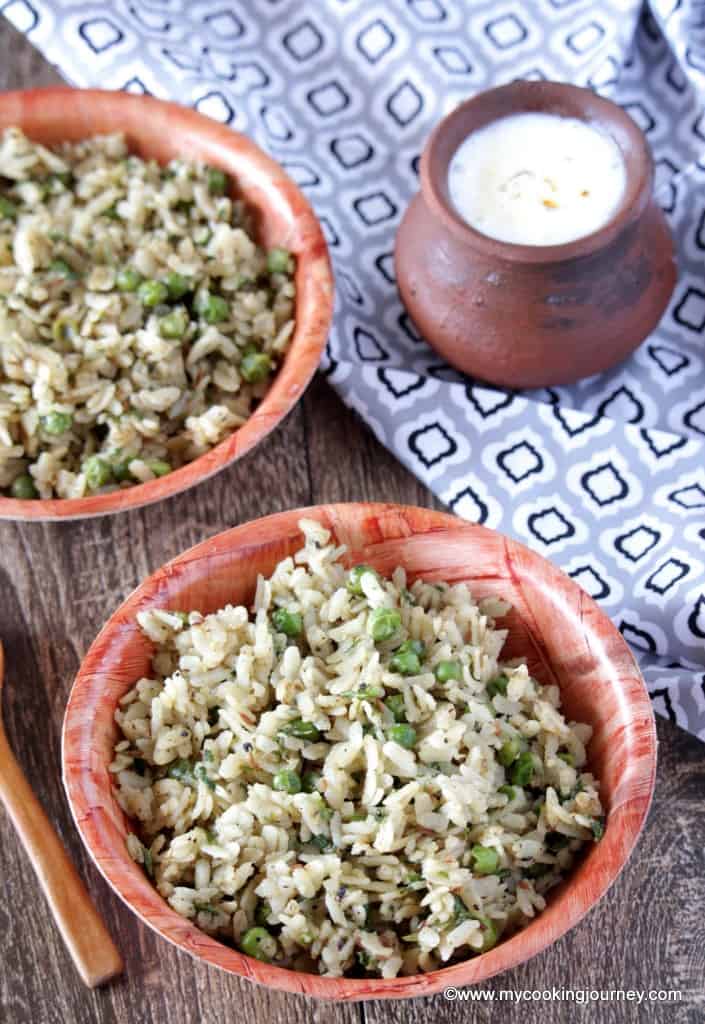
{"left": 0, "top": 87, "right": 333, "bottom": 520}
{"left": 0, "top": 19, "right": 704, "bottom": 1024}
{"left": 0, "top": 643, "right": 123, "bottom": 988}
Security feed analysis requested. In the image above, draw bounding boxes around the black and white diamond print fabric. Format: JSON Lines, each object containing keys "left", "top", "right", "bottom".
{"left": 3, "top": 0, "right": 704, "bottom": 740}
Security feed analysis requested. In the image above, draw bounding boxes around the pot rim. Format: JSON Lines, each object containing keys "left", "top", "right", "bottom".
{"left": 419, "top": 80, "right": 654, "bottom": 265}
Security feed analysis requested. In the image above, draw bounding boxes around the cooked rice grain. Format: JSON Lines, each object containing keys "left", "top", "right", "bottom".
{"left": 111, "top": 520, "right": 604, "bottom": 978}
{"left": 0, "top": 127, "right": 295, "bottom": 498}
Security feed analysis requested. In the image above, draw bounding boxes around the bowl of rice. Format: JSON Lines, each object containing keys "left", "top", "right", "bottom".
{"left": 0, "top": 88, "right": 333, "bottom": 519}
{"left": 62, "top": 503, "right": 656, "bottom": 1000}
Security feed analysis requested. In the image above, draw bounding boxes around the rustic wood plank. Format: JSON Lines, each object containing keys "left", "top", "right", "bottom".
{"left": 303, "top": 375, "right": 440, "bottom": 509}
{"left": 0, "top": 17, "right": 703, "bottom": 1024}
{"left": 0, "top": 21, "right": 64, "bottom": 89}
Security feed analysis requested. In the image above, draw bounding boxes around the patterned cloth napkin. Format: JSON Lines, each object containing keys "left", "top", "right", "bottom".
{"left": 3, "top": 0, "right": 704, "bottom": 740}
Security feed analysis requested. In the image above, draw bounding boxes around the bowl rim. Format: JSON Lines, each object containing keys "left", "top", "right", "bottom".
{"left": 62, "top": 502, "right": 657, "bottom": 1000}
{"left": 420, "top": 80, "right": 654, "bottom": 265}
{"left": 0, "top": 87, "right": 334, "bottom": 522}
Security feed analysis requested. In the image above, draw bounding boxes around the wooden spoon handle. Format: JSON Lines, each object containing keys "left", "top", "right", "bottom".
{"left": 0, "top": 732, "right": 123, "bottom": 987}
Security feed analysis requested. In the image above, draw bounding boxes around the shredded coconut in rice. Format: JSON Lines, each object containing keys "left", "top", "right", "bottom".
{"left": 0, "top": 127, "right": 295, "bottom": 499}
{"left": 111, "top": 519, "right": 604, "bottom": 978}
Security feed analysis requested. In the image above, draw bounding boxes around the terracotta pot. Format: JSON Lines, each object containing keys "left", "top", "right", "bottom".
{"left": 0, "top": 88, "right": 334, "bottom": 521}
{"left": 395, "top": 81, "right": 676, "bottom": 389}
{"left": 63, "top": 503, "right": 656, "bottom": 1001}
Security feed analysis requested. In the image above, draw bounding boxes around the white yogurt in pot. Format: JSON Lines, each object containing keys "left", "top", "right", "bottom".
{"left": 447, "top": 112, "right": 627, "bottom": 246}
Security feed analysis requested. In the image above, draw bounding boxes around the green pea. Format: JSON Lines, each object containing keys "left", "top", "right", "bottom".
{"left": 207, "top": 167, "right": 229, "bottom": 195}
{"left": 83, "top": 455, "right": 113, "bottom": 491}
{"left": 159, "top": 308, "right": 189, "bottom": 339}
{"left": 434, "top": 660, "right": 462, "bottom": 683}
{"left": 254, "top": 901, "right": 272, "bottom": 927}
{"left": 497, "top": 736, "right": 521, "bottom": 767}
{"left": 301, "top": 771, "right": 321, "bottom": 794}
{"left": 40, "top": 410, "right": 72, "bottom": 435}
{"left": 267, "top": 247, "right": 292, "bottom": 274}
{"left": 368, "top": 607, "right": 401, "bottom": 643}
{"left": 389, "top": 648, "right": 421, "bottom": 676}
{"left": 164, "top": 271, "right": 192, "bottom": 300}
{"left": 0, "top": 196, "right": 18, "bottom": 219}
{"left": 10, "top": 473, "right": 38, "bottom": 499}
{"left": 347, "top": 564, "right": 379, "bottom": 595}
{"left": 486, "top": 674, "right": 509, "bottom": 699}
{"left": 239, "top": 926, "right": 277, "bottom": 962}
{"left": 280, "top": 718, "right": 320, "bottom": 741}
{"left": 509, "top": 751, "right": 536, "bottom": 787}
{"left": 49, "top": 258, "right": 78, "bottom": 280}
{"left": 103, "top": 203, "right": 121, "bottom": 220}
{"left": 51, "top": 316, "right": 78, "bottom": 345}
{"left": 240, "top": 349, "right": 272, "bottom": 384}
{"left": 147, "top": 459, "right": 171, "bottom": 478}
{"left": 272, "top": 607, "right": 303, "bottom": 637}
{"left": 471, "top": 913, "right": 498, "bottom": 952}
{"left": 388, "top": 723, "right": 417, "bottom": 749}
{"left": 116, "top": 267, "right": 143, "bottom": 292}
{"left": 272, "top": 769, "right": 301, "bottom": 794}
{"left": 557, "top": 751, "right": 574, "bottom": 766}
{"left": 195, "top": 291, "right": 229, "bottom": 323}
{"left": 138, "top": 279, "right": 169, "bottom": 307}
{"left": 384, "top": 694, "right": 407, "bottom": 722}
{"left": 471, "top": 844, "right": 500, "bottom": 876}
{"left": 498, "top": 784, "right": 515, "bottom": 801}
{"left": 397, "top": 638, "right": 425, "bottom": 658}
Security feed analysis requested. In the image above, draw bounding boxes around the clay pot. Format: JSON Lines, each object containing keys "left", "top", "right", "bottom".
{"left": 395, "top": 81, "right": 676, "bottom": 389}
{"left": 63, "top": 503, "right": 656, "bottom": 1000}
{"left": 0, "top": 88, "right": 333, "bottom": 521}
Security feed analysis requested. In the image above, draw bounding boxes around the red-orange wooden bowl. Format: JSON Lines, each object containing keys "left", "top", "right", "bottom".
{"left": 62, "top": 504, "right": 657, "bottom": 1000}
{"left": 0, "top": 88, "right": 334, "bottom": 521}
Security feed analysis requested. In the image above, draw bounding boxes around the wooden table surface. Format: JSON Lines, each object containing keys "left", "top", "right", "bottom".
{"left": 0, "top": 23, "right": 703, "bottom": 1024}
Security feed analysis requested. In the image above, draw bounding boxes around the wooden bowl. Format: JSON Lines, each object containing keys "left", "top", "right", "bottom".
{"left": 62, "top": 503, "right": 657, "bottom": 1000}
{"left": 395, "top": 81, "right": 676, "bottom": 388}
{"left": 0, "top": 88, "right": 333, "bottom": 521}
